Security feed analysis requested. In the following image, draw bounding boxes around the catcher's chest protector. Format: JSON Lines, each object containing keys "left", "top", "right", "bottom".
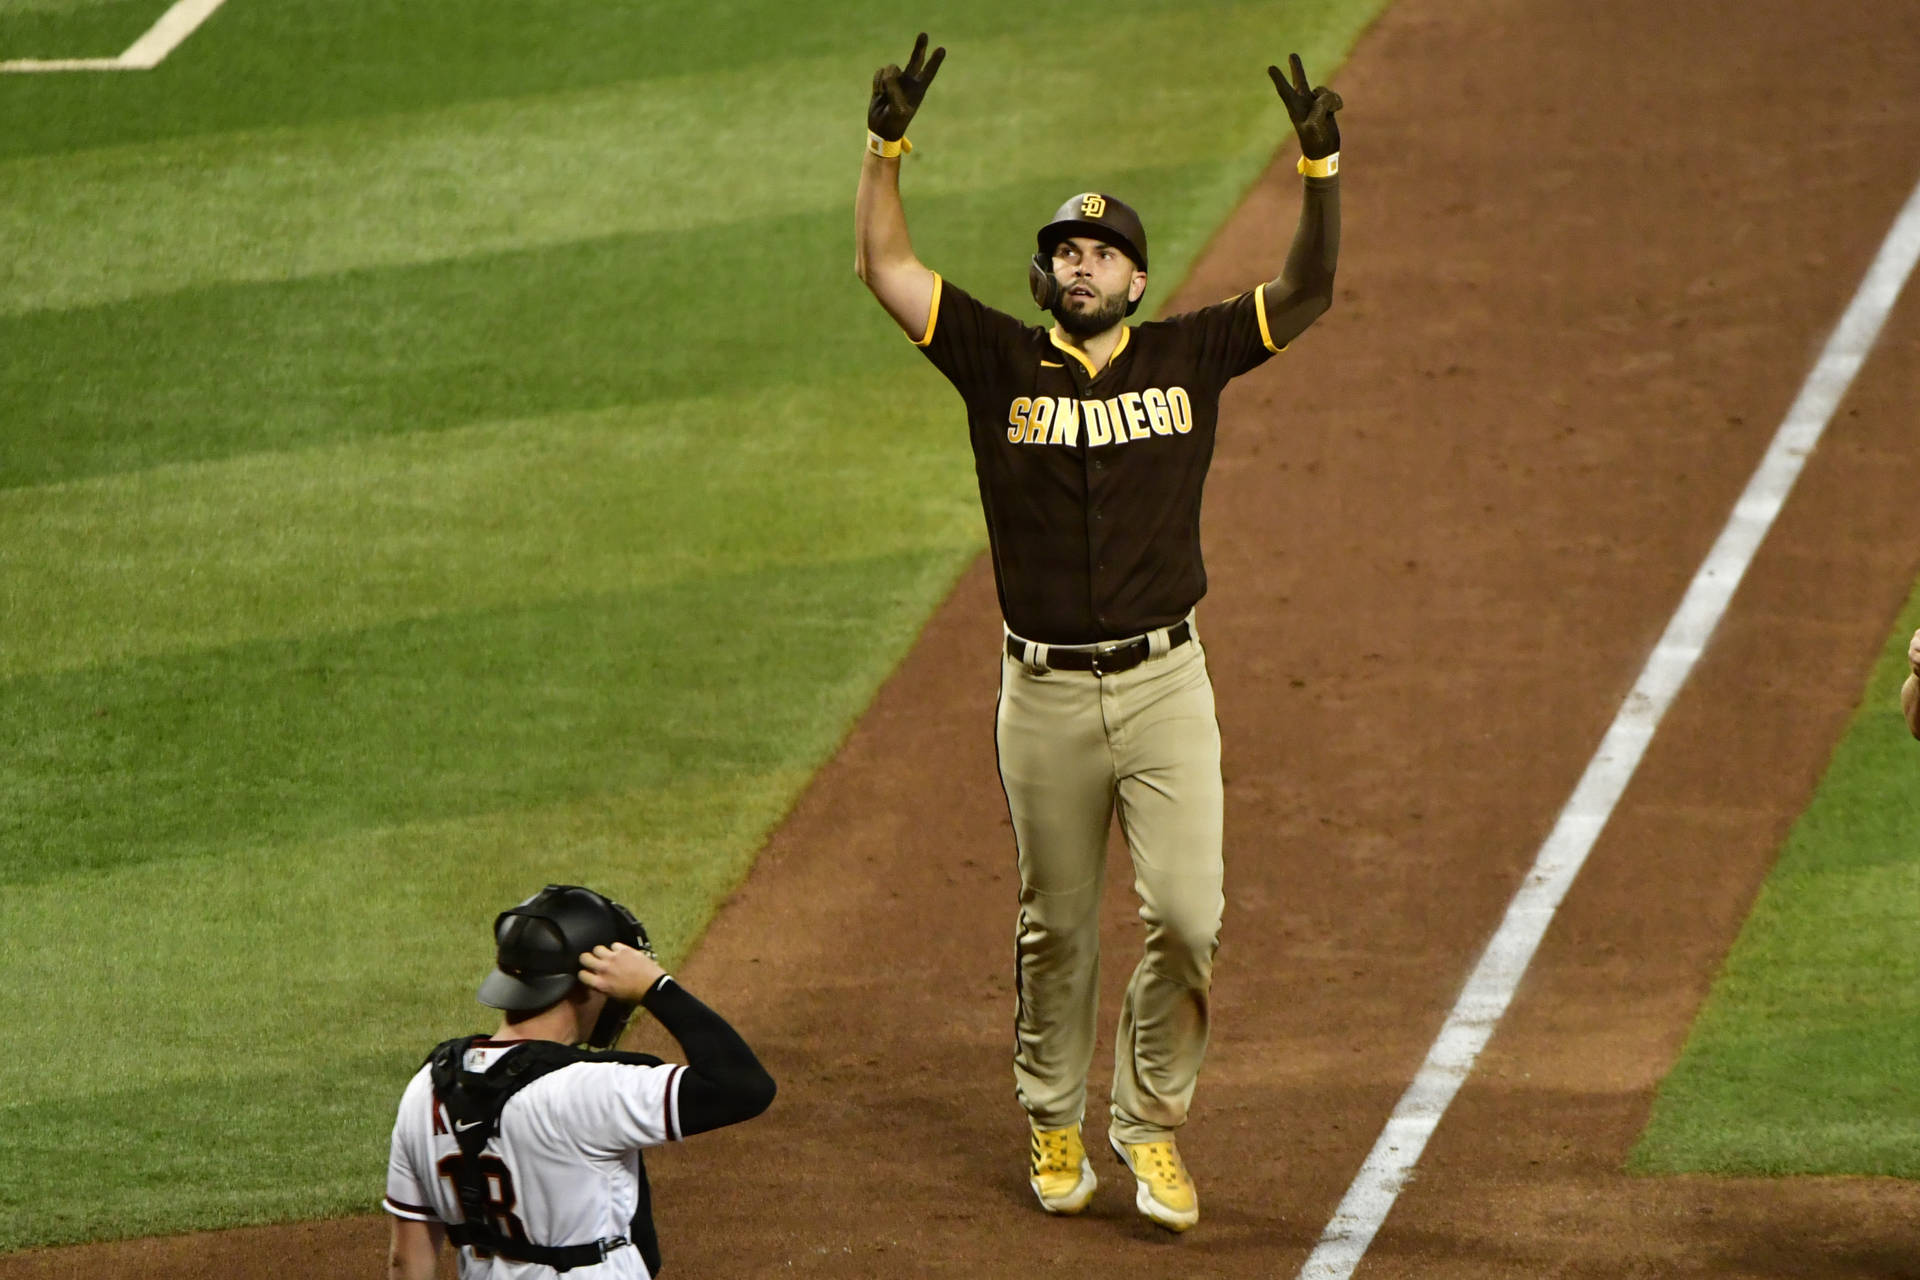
{"left": 427, "top": 1036, "right": 665, "bottom": 1275}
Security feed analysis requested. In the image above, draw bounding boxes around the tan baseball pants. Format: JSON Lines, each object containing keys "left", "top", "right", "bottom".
{"left": 996, "top": 618, "right": 1225, "bottom": 1145}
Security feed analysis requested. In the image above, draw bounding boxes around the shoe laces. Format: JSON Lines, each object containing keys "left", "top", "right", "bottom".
{"left": 1031, "top": 1125, "right": 1081, "bottom": 1174}
{"left": 1131, "top": 1140, "right": 1189, "bottom": 1190}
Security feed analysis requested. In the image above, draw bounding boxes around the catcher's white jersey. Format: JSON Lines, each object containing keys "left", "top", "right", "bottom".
{"left": 384, "top": 1039, "right": 685, "bottom": 1280}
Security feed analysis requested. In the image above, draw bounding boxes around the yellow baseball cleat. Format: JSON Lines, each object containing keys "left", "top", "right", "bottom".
{"left": 1028, "top": 1120, "right": 1097, "bottom": 1215}
{"left": 1108, "top": 1134, "right": 1199, "bottom": 1231}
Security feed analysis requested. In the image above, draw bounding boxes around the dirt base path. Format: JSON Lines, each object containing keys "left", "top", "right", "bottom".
{"left": 10, "top": 0, "right": 1920, "bottom": 1275}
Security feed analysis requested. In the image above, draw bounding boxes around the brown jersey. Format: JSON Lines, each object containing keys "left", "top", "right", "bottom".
{"left": 916, "top": 275, "right": 1285, "bottom": 643}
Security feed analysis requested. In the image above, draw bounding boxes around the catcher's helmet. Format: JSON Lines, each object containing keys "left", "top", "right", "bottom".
{"left": 478, "top": 884, "right": 651, "bottom": 1048}
{"left": 1030, "top": 192, "right": 1150, "bottom": 315}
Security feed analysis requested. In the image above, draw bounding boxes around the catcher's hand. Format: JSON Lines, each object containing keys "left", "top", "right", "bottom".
{"left": 869, "top": 32, "right": 945, "bottom": 141}
{"left": 580, "top": 943, "right": 665, "bottom": 1002}
{"left": 1269, "top": 53, "right": 1342, "bottom": 159}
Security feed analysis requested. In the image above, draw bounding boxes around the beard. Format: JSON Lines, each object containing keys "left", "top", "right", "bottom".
{"left": 1050, "top": 287, "right": 1129, "bottom": 338}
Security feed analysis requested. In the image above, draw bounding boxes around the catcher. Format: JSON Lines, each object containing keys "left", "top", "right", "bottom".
{"left": 382, "top": 884, "right": 775, "bottom": 1279}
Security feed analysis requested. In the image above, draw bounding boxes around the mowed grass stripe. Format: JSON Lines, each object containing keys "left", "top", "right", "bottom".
{"left": 2, "top": 548, "right": 970, "bottom": 883}
{"left": 2, "top": 4, "right": 1335, "bottom": 320}
{"left": 3, "top": 59, "right": 863, "bottom": 319}
{"left": 1, "top": 381, "right": 978, "bottom": 678}
{"left": 2, "top": 0, "right": 687, "bottom": 161}
{"left": 0, "top": 0, "right": 1281, "bottom": 161}
{"left": 4, "top": 162, "right": 1250, "bottom": 490}
{"left": 5, "top": 1054, "right": 413, "bottom": 1244}
{"left": 1, "top": 0, "right": 138, "bottom": 16}
{"left": 0, "top": 0, "right": 150, "bottom": 58}
{"left": 1632, "top": 588, "right": 1920, "bottom": 1176}
{"left": 2, "top": 770, "right": 812, "bottom": 1105}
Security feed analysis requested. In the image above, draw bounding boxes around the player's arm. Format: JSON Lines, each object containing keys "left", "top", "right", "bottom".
{"left": 1904, "top": 629, "right": 1920, "bottom": 739}
{"left": 581, "top": 945, "right": 777, "bottom": 1135}
{"left": 1261, "top": 54, "right": 1343, "bottom": 348}
{"left": 637, "top": 976, "right": 777, "bottom": 1134}
{"left": 386, "top": 1216, "right": 444, "bottom": 1280}
{"left": 855, "top": 34, "right": 944, "bottom": 341}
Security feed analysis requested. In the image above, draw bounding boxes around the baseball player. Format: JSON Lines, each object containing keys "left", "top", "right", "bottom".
{"left": 854, "top": 35, "right": 1342, "bottom": 1231}
{"left": 1903, "top": 628, "right": 1920, "bottom": 738}
{"left": 383, "top": 884, "right": 775, "bottom": 1278}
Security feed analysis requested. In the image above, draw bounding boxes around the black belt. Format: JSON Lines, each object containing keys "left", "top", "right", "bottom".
{"left": 1006, "top": 620, "right": 1192, "bottom": 677}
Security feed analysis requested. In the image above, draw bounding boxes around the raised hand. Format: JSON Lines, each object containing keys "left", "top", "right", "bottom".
{"left": 869, "top": 32, "right": 946, "bottom": 141}
{"left": 579, "top": 943, "right": 666, "bottom": 1002}
{"left": 1268, "top": 53, "right": 1342, "bottom": 160}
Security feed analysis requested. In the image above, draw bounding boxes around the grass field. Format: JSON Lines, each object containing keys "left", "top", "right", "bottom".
{"left": 1632, "top": 588, "right": 1920, "bottom": 1177}
{"left": 0, "top": 0, "right": 1391, "bottom": 1250}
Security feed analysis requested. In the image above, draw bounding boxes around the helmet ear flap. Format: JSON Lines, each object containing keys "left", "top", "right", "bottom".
{"left": 1028, "top": 251, "right": 1059, "bottom": 311}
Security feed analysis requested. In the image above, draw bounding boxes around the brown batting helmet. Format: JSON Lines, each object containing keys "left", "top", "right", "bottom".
{"left": 1030, "top": 192, "right": 1150, "bottom": 314}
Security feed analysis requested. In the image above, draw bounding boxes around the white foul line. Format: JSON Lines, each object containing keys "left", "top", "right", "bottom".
{"left": 0, "top": 0, "right": 228, "bottom": 72}
{"left": 1297, "top": 168, "right": 1920, "bottom": 1280}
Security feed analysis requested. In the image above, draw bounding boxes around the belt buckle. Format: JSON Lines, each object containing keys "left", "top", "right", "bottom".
{"left": 1089, "top": 641, "right": 1126, "bottom": 678}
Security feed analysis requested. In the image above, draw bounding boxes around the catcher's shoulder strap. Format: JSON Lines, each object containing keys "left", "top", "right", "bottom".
{"left": 426, "top": 1036, "right": 668, "bottom": 1274}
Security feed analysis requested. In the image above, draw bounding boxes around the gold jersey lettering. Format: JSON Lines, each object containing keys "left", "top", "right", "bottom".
{"left": 1143, "top": 388, "right": 1172, "bottom": 435}
{"left": 1024, "top": 396, "right": 1055, "bottom": 444}
{"left": 1168, "top": 386, "right": 1193, "bottom": 434}
{"left": 1007, "top": 397, "right": 1033, "bottom": 444}
{"left": 1083, "top": 398, "right": 1113, "bottom": 447}
{"left": 1105, "top": 399, "right": 1126, "bottom": 445}
{"left": 1049, "top": 397, "right": 1081, "bottom": 446}
{"left": 1120, "top": 392, "right": 1149, "bottom": 440}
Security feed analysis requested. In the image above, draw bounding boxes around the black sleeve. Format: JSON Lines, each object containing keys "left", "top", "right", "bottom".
{"left": 1262, "top": 173, "right": 1340, "bottom": 351}
{"left": 915, "top": 275, "right": 1032, "bottom": 401}
{"left": 1160, "top": 172, "right": 1340, "bottom": 389}
{"left": 640, "top": 977, "right": 776, "bottom": 1136}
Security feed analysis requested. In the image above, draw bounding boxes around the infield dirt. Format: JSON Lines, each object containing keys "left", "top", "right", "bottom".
{"left": 8, "top": 0, "right": 1920, "bottom": 1274}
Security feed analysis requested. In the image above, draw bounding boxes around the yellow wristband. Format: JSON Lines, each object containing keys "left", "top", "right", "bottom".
{"left": 866, "top": 131, "right": 912, "bottom": 159}
{"left": 1297, "top": 151, "right": 1339, "bottom": 179}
